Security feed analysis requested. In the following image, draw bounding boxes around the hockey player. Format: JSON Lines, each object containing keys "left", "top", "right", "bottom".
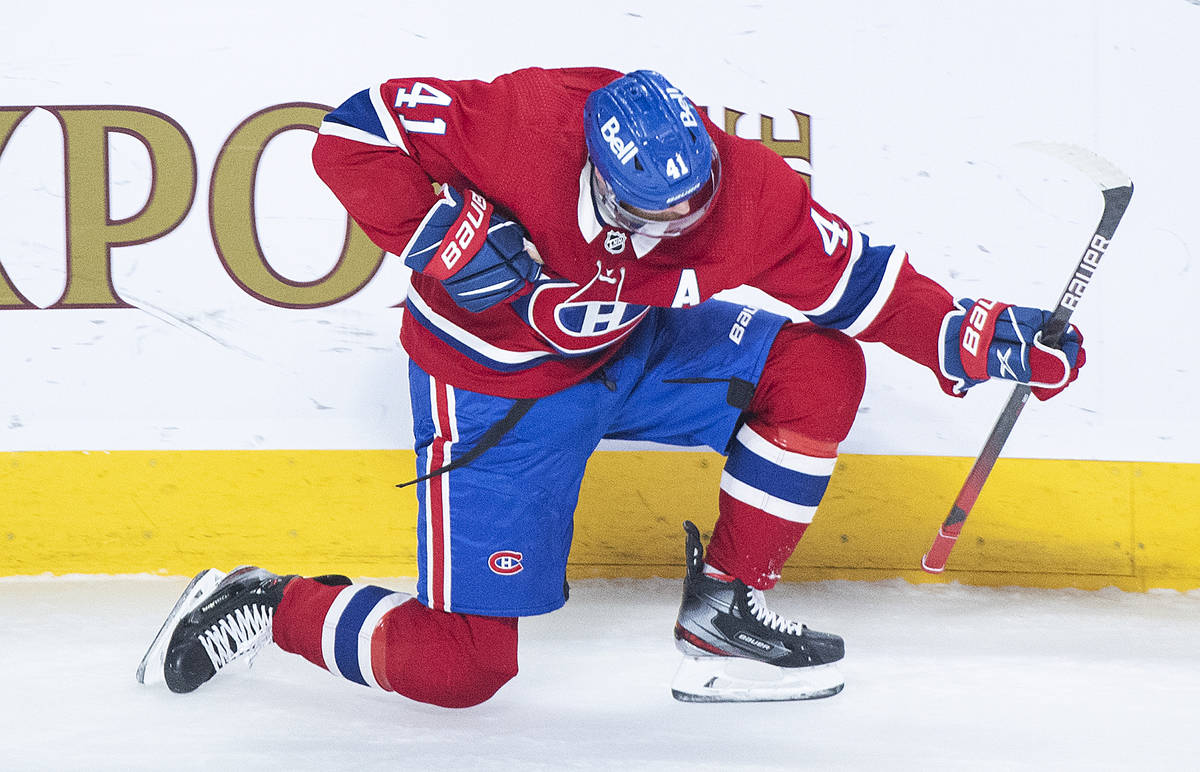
{"left": 137, "top": 68, "right": 1084, "bottom": 706}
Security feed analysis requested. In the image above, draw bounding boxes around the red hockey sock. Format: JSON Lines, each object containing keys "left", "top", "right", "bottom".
{"left": 709, "top": 421, "right": 838, "bottom": 590}
{"left": 377, "top": 599, "right": 518, "bottom": 709}
{"left": 272, "top": 577, "right": 345, "bottom": 668}
{"left": 708, "top": 490, "right": 811, "bottom": 590}
{"left": 274, "top": 577, "right": 518, "bottom": 708}
{"left": 707, "top": 323, "right": 864, "bottom": 590}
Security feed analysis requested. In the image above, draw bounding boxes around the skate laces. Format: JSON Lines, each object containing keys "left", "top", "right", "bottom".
{"left": 198, "top": 604, "right": 274, "bottom": 670}
{"left": 744, "top": 587, "right": 803, "bottom": 636}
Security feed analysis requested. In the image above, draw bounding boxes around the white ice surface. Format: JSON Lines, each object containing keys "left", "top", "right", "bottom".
{"left": 3, "top": 576, "right": 1199, "bottom": 771}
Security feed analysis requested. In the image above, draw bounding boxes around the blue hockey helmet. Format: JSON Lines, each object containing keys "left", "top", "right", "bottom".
{"left": 583, "top": 70, "right": 721, "bottom": 237}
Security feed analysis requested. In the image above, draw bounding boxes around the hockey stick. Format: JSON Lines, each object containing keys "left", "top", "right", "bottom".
{"left": 921, "top": 143, "right": 1133, "bottom": 574}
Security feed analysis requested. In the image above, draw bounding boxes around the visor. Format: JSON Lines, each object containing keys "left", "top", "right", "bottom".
{"left": 591, "top": 143, "right": 722, "bottom": 238}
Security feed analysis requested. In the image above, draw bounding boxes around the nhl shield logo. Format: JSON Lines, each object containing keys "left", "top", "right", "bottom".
{"left": 604, "top": 230, "right": 627, "bottom": 254}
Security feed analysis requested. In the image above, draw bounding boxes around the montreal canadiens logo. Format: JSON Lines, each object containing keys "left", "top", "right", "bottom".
{"left": 488, "top": 550, "right": 524, "bottom": 575}
{"left": 514, "top": 261, "right": 648, "bottom": 355}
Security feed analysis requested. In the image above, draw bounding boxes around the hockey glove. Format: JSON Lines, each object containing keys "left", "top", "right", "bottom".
{"left": 940, "top": 298, "right": 1085, "bottom": 400}
{"left": 401, "top": 185, "right": 543, "bottom": 313}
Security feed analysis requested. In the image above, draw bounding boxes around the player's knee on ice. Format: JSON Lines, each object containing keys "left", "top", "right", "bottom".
{"left": 381, "top": 601, "right": 519, "bottom": 709}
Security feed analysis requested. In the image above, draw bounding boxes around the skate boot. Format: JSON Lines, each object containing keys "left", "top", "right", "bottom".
{"left": 671, "top": 521, "right": 845, "bottom": 702}
{"left": 137, "top": 566, "right": 296, "bottom": 693}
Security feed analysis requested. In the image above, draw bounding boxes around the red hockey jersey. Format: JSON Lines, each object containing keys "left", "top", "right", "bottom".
{"left": 312, "top": 67, "right": 957, "bottom": 398}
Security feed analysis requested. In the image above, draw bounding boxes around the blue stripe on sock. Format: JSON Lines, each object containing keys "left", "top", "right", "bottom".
{"left": 333, "top": 585, "right": 396, "bottom": 686}
{"left": 723, "top": 445, "right": 831, "bottom": 507}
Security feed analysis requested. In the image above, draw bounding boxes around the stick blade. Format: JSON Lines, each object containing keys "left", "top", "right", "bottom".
{"left": 1016, "top": 141, "right": 1132, "bottom": 192}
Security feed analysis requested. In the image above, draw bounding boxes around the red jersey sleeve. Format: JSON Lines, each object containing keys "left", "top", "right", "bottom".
{"left": 311, "top": 67, "right": 621, "bottom": 258}
{"left": 736, "top": 142, "right": 959, "bottom": 392}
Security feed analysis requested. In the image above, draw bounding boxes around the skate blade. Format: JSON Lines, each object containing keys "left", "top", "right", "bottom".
{"left": 136, "top": 569, "right": 226, "bottom": 685}
{"left": 670, "top": 655, "right": 845, "bottom": 703}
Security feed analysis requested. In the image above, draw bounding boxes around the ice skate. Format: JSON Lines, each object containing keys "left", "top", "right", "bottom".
{"left": 671, "top": 521, "right": 845, "bottom": 702}
{"left": 137, "top": 566, "right": 293, "bottom": 693}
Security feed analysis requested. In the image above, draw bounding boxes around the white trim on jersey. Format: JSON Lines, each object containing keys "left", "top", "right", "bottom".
{"left": 801, "top": 231, "right": 866, "bottom": 319}
{"left": 405, "top": 287, "right": 556, "bottom": 366}
{"left": 317, "top": 120, "right": 396, "bottom": 148}
{"left": 843, "top": 248, "right": 907, "bottom": 338}
{"left": 576, "top": 163, "right": 603, "bottom": 243}
{"left": 369, "top": 84, "right": 410, "bottom": 154}
{"left": 576, "top": 162, "right": 660, "bottom": 258}
{"left": 796, "top": 221, "right": 909, "bottom": 339}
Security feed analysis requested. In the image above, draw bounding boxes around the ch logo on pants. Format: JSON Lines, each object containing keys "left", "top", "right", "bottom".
{"left": 488, "top": 550, "right": 524, "bottom": 575}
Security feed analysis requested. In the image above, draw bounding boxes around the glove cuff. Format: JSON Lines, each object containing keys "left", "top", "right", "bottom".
{"left": 937, "top": 299, "right": 983, "bottom": 396}
{"left": 957, "top": 298, "right": 1011, "bottom": 381}
{"left": 422, "top": 188, "right": 495, "bottom": 281}
{"left": 399, "top": 185, "right": 495, "bottom": 280}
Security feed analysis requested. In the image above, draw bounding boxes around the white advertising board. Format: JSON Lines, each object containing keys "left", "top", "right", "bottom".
{"left": 2, "top": 0, "right": 1197, "bottom": 462}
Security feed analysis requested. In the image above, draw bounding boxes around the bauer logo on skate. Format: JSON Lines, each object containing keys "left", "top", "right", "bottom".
{"left": 488, "top": 551, "right": 524, "bottom": 575}
{"left": 735, "top": 632, "right": 773, "bottom": 652}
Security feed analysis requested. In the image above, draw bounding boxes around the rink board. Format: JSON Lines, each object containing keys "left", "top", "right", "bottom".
{"left": 2, "top": 449, "right": 1196, "bottom": 591}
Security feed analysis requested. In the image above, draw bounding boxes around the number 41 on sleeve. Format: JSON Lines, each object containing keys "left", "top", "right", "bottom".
{"left": 394, "top": 81, "right": 452, "bottom": 135}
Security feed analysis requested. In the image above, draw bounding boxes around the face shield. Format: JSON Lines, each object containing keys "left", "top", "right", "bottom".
{"left": 590, "top": 143, "right": 722, "bottom": 238}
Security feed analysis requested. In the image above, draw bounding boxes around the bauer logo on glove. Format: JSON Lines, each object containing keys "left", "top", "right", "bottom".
{"left": 939, "top": 298, "right": 1085, "bottom": 400}
{"left": 400, "top": 185, "right": 544, "bottom": 313}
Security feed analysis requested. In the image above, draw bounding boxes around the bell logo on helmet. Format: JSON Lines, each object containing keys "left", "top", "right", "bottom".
{"left": 583, "top": 70, "right": 720, "bottom": 237}
{"left": 600, "top": 116, "right": 639, "bottom": 166}
{"left": 665, "top": 86, "right": 698, "bottom": 128}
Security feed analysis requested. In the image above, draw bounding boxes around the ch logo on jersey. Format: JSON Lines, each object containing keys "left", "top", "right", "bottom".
{"left": 515, "top": 261, "right": 649, "bottom": 355}
{"left": 488, "top": 551, "right": 524, "bottom": 575}
{"left": 604, "top": 230, "right": 627, "bottom": 254}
